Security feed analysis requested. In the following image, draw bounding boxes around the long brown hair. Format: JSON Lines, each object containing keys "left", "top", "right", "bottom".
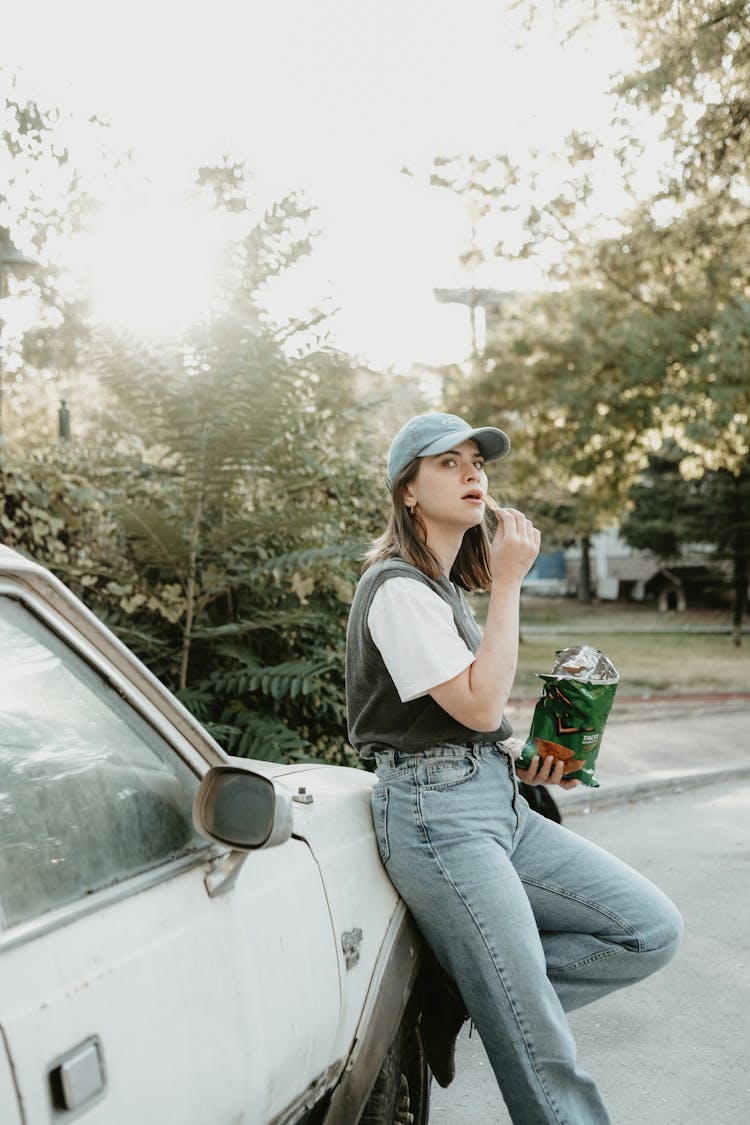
{"left": 363, "top": 459, "right": 493, "bottom": 591}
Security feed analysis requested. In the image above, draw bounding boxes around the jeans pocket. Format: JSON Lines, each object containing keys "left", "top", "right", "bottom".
{"left": 371, "top": 786, "right": 390, "bottom": 864}
{"left": 417, "top": 755, "right": 479, "bottom": 791}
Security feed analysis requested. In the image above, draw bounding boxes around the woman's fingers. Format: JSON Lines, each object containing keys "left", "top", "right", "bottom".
{"left": 491, "top": 507, "right": 541, "bottom": 577}
{"left": 515, "top": 754, "right": 544, "bottom": 785}
{"left": 536, "top": 756, "right": 563, "bottom": 784}
{"left": 494, "top": 508, "right": 539, "bottom": 541}
{"left": 496, "top": 507, "right": 528, "bottom": 532}
{"left": 510, "top": 511, "right": 539, "bottom": 536}
{"left": 516, "top": 755, "right": 578, "bottom": 788}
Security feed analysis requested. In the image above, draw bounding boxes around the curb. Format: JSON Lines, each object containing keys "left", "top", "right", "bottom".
{"left": 561, "top": 764, "right": 750, "bottom": 817}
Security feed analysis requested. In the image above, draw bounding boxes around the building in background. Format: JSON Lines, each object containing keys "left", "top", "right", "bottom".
{"left": 525, "top": 528, "right": 729, "bottom": 611}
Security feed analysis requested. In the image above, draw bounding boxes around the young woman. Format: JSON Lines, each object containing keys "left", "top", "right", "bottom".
{"left": 345, "top": 413, "right": 683, "bottom": 1125}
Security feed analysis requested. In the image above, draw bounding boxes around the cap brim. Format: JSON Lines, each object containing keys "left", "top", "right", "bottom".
{"left": 419, "top": 426, "right": 510, "bottom": 462}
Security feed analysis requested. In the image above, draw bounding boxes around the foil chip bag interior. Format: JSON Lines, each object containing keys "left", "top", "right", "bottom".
{"left": 516, "top": 645, "right": 620, "bottom": 788}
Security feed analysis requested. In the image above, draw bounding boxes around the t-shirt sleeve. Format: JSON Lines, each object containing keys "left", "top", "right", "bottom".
{"left": 367, "top": 577, "right": 475, "bottom": 703}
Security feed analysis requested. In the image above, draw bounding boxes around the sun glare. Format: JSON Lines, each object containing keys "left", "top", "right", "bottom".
{"left": 73, "top": 201, "right": 227, "bottom": 338}
{"left": 5, "top": 0, "right": 651, "bottom": 367}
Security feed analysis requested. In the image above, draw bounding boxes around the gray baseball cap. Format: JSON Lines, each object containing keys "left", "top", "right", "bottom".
{"left": 387, "top": 412, "right": 510, "bottom": 487}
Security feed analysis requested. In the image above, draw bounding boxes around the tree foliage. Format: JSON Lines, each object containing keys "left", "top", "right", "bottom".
{"left": 0, "top": 448, "right": 128, "bottom": 598}
{"left": 444, "top": 1, "right": 750, "bottom": 622}
{"left": 1, "top": 129, "right": 390, "bottom": 764}
{"left": 1, "top": 71, "right": 105, "bottom": 450}
{"left": 76, "top": 175, "right": 388, "bottom": 764}
{"left": 621, "top": 449, "right": 750, "bottom": 643}
{"left": 84, "top": 316, "right": 384, "bottom": 765}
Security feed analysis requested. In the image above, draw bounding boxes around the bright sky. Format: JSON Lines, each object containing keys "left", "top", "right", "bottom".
{"left": 4, "top": 0, "right": 652, "bottom": 369}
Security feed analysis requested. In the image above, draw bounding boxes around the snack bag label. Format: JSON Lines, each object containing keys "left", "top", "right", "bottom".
{"left": 517, "top": 675, "right": 618, "bottom": 788}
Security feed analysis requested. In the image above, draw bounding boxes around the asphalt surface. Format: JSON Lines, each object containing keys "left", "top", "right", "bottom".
{"left": 429, "top": 700, "right": 750, "bottom": 1125}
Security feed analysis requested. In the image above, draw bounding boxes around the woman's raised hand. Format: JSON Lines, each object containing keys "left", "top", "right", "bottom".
{"left": 490, "top": 506, "right": 541, "bottom": 583}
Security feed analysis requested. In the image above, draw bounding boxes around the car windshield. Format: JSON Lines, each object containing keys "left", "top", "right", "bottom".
{"left": 0, "top": 595, "right": 205, "bottom": 929}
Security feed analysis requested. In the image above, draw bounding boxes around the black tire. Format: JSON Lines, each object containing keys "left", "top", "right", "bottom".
{"left": 358, "top": 1013, "right": 431, "bottom": 1125}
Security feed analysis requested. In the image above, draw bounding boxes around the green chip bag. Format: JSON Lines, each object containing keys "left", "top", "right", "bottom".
{"left": 516, "top": 646, "right": 619, "bottom": 788}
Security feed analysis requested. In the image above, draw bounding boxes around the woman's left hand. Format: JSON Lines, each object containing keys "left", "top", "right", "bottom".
{"left": 515, "top": 754, "right": 581, "bottom": 790}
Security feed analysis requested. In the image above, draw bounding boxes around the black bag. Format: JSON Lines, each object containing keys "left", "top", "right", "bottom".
{"left": 518, "top": 782, "right": 562, "bottom": 823}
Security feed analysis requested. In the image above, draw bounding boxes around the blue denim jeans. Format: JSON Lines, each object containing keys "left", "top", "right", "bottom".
{"left": 372, "top": 742, "right": 683, "bottom": 1125}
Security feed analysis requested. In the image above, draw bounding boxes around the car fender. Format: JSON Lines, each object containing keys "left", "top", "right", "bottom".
{"left": 321, "top": 901, "right": 422, "bottom": 1125}
{"left": 280, "top": 765, "right": 410, "bottom": 1063}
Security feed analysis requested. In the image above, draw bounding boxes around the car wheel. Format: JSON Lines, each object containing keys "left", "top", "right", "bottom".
{"left": 358, "top": 1014, "right": 431, "bottom": 1125}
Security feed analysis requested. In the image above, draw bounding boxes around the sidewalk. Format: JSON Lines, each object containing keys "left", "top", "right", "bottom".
{"left": 504, "top": 694, "right": 750, "bottom": 815}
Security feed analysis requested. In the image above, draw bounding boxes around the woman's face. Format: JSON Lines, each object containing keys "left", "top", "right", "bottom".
{"left": 404, "top": 440, "right": 489, "bottom": 532}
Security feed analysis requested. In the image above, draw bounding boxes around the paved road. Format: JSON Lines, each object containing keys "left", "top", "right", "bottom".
{"left": 429, "top": 778, "right": 750, "bottom": 1125}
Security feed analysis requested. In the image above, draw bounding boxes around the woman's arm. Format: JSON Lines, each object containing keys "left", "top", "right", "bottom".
{"left": 429, "top": 508, "right": 539, "bottom": 731}
{"left": 431, "top": 509, "right": 580, "bottom": 789}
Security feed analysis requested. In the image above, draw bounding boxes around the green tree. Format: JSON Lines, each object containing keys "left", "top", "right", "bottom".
{"left": 81, "top": 176, "right": 387, "bottom": 764}
{"left": 0, "top": 445, "right": 139, "bottom": 609}
{"left": 580, "top": 2, "right": 750, "bottom": 627}
{"left": 447, "top": 3, "right": 750, "bottom": 610}
{"left": 425, "top": 134, "right": 661, "bottom": 599}
{"left": 0, "top": 124, "right": 391, "bottom": 764}
{"left": 568, "top": 0, "right": 750, "bottom": 466}
{"left": 1, "top": 71, "right": 108, "bottom": 450}
{"left": 448, "top": 279, "right": 684, "bottom": 600}
{"left": 622, "top": 449, "right": 750, "bottom": 643}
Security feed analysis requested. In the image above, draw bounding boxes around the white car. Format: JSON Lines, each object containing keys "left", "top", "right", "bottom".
{"left": 0, "top": 546, "right": 431, "bottom": 1124}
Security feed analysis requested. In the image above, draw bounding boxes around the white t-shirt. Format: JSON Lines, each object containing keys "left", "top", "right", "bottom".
{"left": 367, "top": 577, "right": 475, "bottom": 703}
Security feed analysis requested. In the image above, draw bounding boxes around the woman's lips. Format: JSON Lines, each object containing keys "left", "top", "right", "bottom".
{"left": 461, "top": 492, "right": 503, "bottom": 514}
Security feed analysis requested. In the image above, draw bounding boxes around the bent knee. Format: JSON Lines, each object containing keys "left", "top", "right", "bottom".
{"left": 643, "top": 895, "right": 684, "bottom": 965}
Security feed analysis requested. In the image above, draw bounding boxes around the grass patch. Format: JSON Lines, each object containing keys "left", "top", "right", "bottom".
{"left": 465, "top": 593, "right": 749, "bottom": 697}
{"left": 515, "top": 632, "right": 750, "bottom": 697}
{"left": 517, "top": 595, "right": 737, "bottom": 633}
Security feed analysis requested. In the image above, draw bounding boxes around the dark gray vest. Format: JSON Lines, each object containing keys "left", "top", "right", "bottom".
{"left": 345, "top": 559, "right": 513, "bottom": 759}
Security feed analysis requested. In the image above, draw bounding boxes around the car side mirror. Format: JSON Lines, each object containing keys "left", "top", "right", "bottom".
{"left": 193, "top": 763, "right": 294, "bottom": 851}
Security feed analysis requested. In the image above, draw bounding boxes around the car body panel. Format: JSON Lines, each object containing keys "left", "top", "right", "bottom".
{"left": 322, "top": 902, "right": 422, "bottom": 1125}
{"left": 0, "top": 546, "right": 423, "bottom": 1123}
{"left": 0, "top": 1030, "right": 23, "bottom": 1125}
{"left": 283, "top": 765, "right": 402, "bottom": 1063}
{"left": 0, "top": 833, "right": 340, "bottom": 1123}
